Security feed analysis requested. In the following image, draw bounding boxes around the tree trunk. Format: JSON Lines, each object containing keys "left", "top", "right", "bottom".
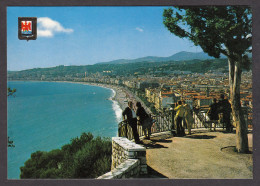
{"left": 228, "top": 58, "right": 249, "bottom": 153}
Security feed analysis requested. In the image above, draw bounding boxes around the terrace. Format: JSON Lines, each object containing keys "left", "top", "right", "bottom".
{"left": 98, "top": 109, "right": 252, "bottom": 179}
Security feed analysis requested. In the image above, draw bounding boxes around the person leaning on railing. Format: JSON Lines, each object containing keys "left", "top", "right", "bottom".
{"left": 207, "top": 98, "right": 219, "bottom": 131}
{"left": 174, "top": 100, "right": 186, "bottom": 137}
{"left": 218, "top": 94, "right": 232, "bottom": 133}
{"left": 136, "top": 102, "right": 153, "bottom": 140}
{"left": 182, "top": 100, "right": 194, "bottom": 135}
{"left": 122, "top": 101, "right": 142, "bottom": 144}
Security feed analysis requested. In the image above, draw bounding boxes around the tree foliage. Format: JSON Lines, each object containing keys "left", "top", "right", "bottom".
{"left": 8, "top": 87, "right": 16, "bottom": 97}
{"left": 8, "top": 137, "right": 15, "bottom": 147}
{"left": 163, "top": 6, "right": 252, "bottom": 153}
{"left": 8, "top": 87, "right": 16, "bottom": 147}
{"left": 163, "top": 6, "right": 252, "bottom": 61}
{"left": 20, "top": 132, "right": 112, "bottom": 179}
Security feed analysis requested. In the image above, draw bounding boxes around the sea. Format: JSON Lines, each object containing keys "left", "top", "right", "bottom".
{"left": 7, "top": 81, "right": 123, "bottom": 179}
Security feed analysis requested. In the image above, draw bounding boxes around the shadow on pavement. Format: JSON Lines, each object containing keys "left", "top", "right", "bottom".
{"left": 221, "top": 130, "right": 236, "bottom": 134}
{"left": 137, "top": 165, "right": 168, "bottom": 178}
{"left": 221, "top": 146, "right": 253, "bottom": 154}
{"left": 142, "top": 141, "right": 168, "bottom": 149}
{"left": 150, "top": 139, "right": 172, "bottom": 143}
{"left": 185, "top": 135, "right": 216, "bottom": 139}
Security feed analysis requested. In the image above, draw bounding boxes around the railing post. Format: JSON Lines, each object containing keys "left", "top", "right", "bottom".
{"left": 118, "top": 124, "right": 121, "bottom": 137}
{"left": 171, "top": 110, "right": 175, "bottom": 131}
{"left": 160, "top": 113, "right": 162, "bottom": 132}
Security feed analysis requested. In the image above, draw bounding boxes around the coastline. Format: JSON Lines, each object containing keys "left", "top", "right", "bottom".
{"left": 67, "top": 81, "right": 153, "bottom": 114}
{"left": 7, "top": 80, "right": 124, "bottom": 179}
{"left": 8, "top": 80, "right": 149, "bottom": 114}
{"left": 8, "top": 80, "right": 128, "bottom": 110}
{"left": 62, "top": 81, "right": 129, "bottom": 111}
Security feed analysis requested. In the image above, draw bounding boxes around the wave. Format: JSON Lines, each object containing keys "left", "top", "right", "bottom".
{"left": 110, "top": 89, "right": 123, "bottom": 123}
{"left": 81, "top": 84, "right": 122, "bottom": 123}
{"left": 112, "top": 100, "right": 123, "bottom": 123}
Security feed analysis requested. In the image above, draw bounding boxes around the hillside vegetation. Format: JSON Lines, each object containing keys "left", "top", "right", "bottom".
{"left": 8, "top": 58, "right": 231, "bottom": 80}
{"left": 20, "top": 132, "right": 112, "bottom": 179}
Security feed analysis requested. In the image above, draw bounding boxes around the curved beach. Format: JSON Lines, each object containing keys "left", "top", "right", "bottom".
{"left": 64, "top": 81, "right": 129, "bottom": 110}
{"left": 72, "top": 82, "right": 152, "bottom": 114}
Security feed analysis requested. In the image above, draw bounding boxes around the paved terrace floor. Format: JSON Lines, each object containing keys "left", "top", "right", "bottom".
{"left": 139, "top": 129, "right": 253, "bottom": 179}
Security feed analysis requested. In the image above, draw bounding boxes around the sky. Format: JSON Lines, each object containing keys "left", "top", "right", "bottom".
{"left": 7, "top": 6, "right": 202, "bottom": 71}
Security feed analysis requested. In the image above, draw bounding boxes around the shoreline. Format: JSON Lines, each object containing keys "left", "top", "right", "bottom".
{"left": 8, "top": 80, "right": 125, "bottom": 179}
{"left": 62, "top": 81, "right": 129, "bottom": 111}
{"left": 66, "top": 81, "right": 153, "bottom": 114}
{"left": 8, "top": 80, "right": 146, "bottom": 115}
{"left": 9, "top": 80, "right": 129, "bottom": 111}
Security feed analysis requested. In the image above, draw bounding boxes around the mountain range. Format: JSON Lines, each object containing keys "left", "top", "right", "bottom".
{"left": 96, "top": 51, "right": 226, "bottom": 65}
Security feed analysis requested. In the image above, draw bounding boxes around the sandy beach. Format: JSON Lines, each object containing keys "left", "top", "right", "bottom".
{"left": 61, "top": 81, "right": 131, "bottom": 111}
{"left": 12, "top": 80, "right": 149, "bottom": 114}
{"left": 39, "top": 80, "right": 152, "bottom": 120}
{"left": 65, "top": 81, "right": 154, "bottom": 115}
{"left": 79, "top": 82, "right": 153, "bottom": 114}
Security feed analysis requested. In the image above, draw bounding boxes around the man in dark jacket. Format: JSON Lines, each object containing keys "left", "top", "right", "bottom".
{"left": 122, "top": 101, "right": 141, "bottom": 144}
{"left": 136, "top": 102, "right": 152, "bottom": 139}
{"left": 207, "top": 98, "right": 219, "bottom": 131}
{"left": 218, "top": 94, "right": 232, "bottom": 132}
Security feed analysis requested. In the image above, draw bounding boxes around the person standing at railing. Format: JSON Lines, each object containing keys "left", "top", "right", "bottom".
{"left": 218, "top": 94, "right": 232, "bottom": 132}
{"left": 174, "top": 100, "right": 186, "bottom": 137}
{"left": 182, "top": 100, "right": 194, "bottom": 135}
{"left": 136, "top": 102, "right": 152, "bottom": 140}
{"left": 207, "top": 98, "right": 219, "bottom": 131}
{"left": 122, "top": 101, "right": 142, "bottom": 144}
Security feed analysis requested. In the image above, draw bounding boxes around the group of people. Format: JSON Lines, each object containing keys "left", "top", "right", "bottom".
{"left": 172, "top": 94, "right": 233, "bottom": 137}
{"left": 122, "top": 101, "right": 153, "bottom": 144}
{"left": 173, "top": 100, "right": 194, "bottom": 137}
{"left": 122, "top": 94, "right": 233, "bottom": 144}
{"left": 207, "top": 94, "right": 232, "bottom": 132}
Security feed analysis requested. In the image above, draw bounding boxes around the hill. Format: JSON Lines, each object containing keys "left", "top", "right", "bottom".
{"left": 8, "top": 58, "right": 232, "bottom": 81}
{"left": 96, "top": 51, "right": 224, "bottom": 65}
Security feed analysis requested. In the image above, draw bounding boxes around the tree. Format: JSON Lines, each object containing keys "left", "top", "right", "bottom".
{"left": 20, "top": 132, "right": 112, "bottom": 178}
{"left": 8, "top": 87, "right": 17, "bottom": 147}
{"left": 8, "top": 137, "right": 15, "bottom": 147}
{"left": 8, "top": 87, "right": 16, "bottom": 97}
{"left": 163, "top": 6, "right": 252, "bottom": 153}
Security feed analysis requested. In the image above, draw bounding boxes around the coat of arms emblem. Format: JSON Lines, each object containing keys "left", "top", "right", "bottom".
{"left": 18, "top": 17, "right": 37, "bottom": 41}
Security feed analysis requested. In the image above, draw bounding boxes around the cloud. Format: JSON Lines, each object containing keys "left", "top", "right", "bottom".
{"left": 37, "top": 17, "right": 74, "bottom": 37}
{"left": 135, "top": 27, "right": 144, "bottom": 32}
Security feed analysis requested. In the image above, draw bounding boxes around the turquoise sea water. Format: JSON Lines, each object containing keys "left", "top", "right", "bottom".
{"left": 7, "top": 81, "right": 122, "bottom": 179}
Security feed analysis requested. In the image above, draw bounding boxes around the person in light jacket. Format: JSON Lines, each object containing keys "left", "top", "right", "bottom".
{"left": 174, "top": 100, "right": 186, "bottom": 137}
{"left": 182, "top": 100, "right": 194, "bottom": 135}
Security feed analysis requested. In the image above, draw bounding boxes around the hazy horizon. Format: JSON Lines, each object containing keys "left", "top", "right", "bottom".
{"left": 7, "top": 7, "right": 202, "bottom": 71}
{"left": 8, "top": 50, "right": 211, "bottom": 72}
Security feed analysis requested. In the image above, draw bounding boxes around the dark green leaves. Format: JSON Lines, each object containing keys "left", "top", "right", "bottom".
{"left": 163, "top": 6, "right": 252, "bottom": 60}
{"left": 7, "top": 87, "right": 16, "bottom": 97}
{"left": 20, "top": 132, "right": 112, "bottom": 179}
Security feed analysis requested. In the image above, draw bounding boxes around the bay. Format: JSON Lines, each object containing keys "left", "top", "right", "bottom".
{"left": 7, "top": 81, "right": 122, "bottom": 179}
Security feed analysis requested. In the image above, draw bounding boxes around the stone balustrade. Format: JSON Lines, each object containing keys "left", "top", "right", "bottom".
{"left": 97, "top": 137, "right": 147, "bottom": 179}
{"left": 97, "top": 159, "right": 140, "bottom": 179}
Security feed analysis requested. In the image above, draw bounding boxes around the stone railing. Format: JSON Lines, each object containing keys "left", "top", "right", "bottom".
{"left": 97, "top": 159, "right": 140, "bottom": 179}
{"left": 97, "top": 137, "right": 147, "bottom": 179}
